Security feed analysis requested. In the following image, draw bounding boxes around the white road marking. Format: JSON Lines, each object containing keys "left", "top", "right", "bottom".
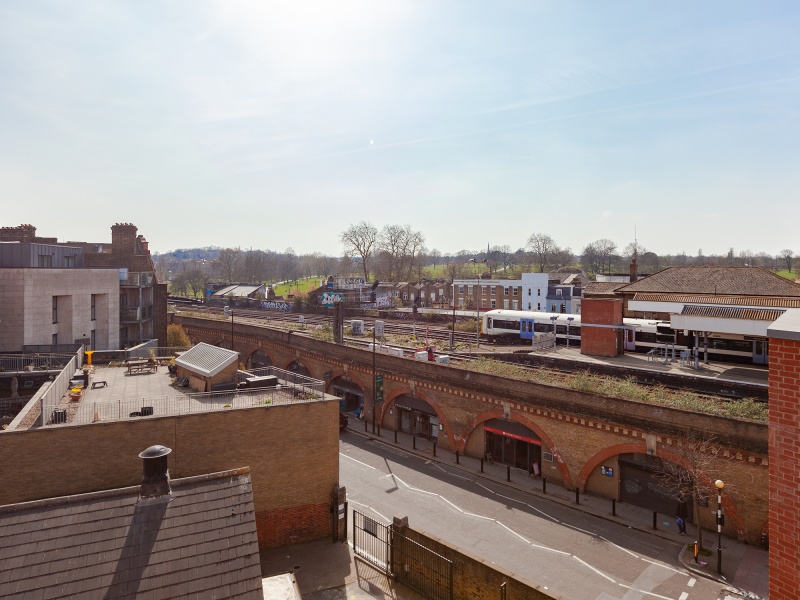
{"left": 496, "top": 493, "right": 525, "bottom": 504}
{"left": 573, "top": 556, "right": 616, "bottom": 583}
{"left": 340, "top": 453, "right": 376, "bottom": 469}
{"left": 617, "top": 583, "right": 674, "bottom": 599}
{"left": 525, "top": 503, "right": 560, "bottom": 522}
{"left": 599, "top": 536, "right": 638, "bottom": 558}
{"left": 497, "top": 521, "right": 532, "bottom": 544}
{"left": 564, "top": 523, "right": 595, "bottom": 536}
{"left": 679, "top": 592, "right": 689, "bottom": 600}
{"left": 687, "top": 578, "right": 696, "bottom": 587}
{"left": 640, "top": 557, "right": 688, "bottom": 575}
{"left": 347, "top": 499, "right": 390, "bottom": 523}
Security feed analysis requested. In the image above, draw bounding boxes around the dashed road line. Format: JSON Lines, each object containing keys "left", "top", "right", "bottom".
{"left": 573, "top": 556, "right": 616, "bottom": 582}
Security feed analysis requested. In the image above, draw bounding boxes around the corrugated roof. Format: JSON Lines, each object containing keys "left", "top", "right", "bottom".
{"left": 680, "top": 305, "right": 786, "bottom": 321}
{"left": 176, "top": 342, "right": 239, "bottom": 377}
{"left": 0, "top": 469, "right": 262, "bottom": 599}
{"left": 631, "top": 293, "right": 800, "bottom": 308}
{"left": 212, "top": 284, "right": 264, "bottom": 297}
{"left": 617, "top": 266, "right": 800, "bottom": 296}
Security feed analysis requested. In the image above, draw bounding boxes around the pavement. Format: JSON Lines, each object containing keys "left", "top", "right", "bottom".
{"left": 260, "top": 423, "right": 769, "bottom": 600}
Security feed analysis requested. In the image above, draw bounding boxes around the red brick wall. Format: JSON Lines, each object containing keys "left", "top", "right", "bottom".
{"left": 580, "top": 298, "right": 623, "bottom": 357}
{"left": 768, "top": 337, "right": 800, "bottom": 599}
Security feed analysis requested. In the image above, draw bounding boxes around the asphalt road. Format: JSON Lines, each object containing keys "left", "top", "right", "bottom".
{"left": 340, "top": 433, "right": 732, "bottom": 600}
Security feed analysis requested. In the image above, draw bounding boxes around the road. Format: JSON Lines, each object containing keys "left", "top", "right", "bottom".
{"left": 340, "top": 433, "right": 731, "bottom": 600}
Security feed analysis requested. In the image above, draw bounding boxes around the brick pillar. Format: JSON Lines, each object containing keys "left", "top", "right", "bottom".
{"left": 768, "top": 327, "right": 800, "bottom": 599}
{"left": 580, "top": 298, "right": 623, "bottom": 357}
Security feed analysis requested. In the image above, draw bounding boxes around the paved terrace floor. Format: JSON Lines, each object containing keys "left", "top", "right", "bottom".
{"left": 62, "top": 366, "right": 328, "bottom": 425}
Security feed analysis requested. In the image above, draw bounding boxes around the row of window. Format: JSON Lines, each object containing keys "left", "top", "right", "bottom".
{"left": 52, "top": 295, "right": 97, "bottom": 324}
{"left": 457, "top": 285, "right": 536, "bottom": 297}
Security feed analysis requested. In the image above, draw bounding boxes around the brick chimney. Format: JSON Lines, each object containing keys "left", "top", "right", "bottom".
{"left": 137, "top": 445, "right": 172, "bottom": 502}
{"left": 137, "top": 235, "right": 149, "bottom": 254}
{"left": 111, "top": 223, "right": 138, "bottom": 256}
{"left": 629, "top": 258, "right": 638, "bottom": 282}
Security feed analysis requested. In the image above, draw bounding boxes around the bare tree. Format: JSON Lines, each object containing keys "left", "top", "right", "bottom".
{"left": 780, "top": 249, "right": 794, "bottom": 271}
{"left": 581, "top": 239, "right": 618, "bottom": 274}
{"left": 214, "top": 248, "right": 242, "bottom": 283}
{"left": 429, "top": 249, "right": 442, "bottom": 269}
{"left": 527, "top": 233, "right": 560, "bottom": 273}
{"left": 653, "top": 433, "right": 722, "bottom": 549}
{"left": 340, "top": 221, "right": 378, "bottom": 281}
{"left": 374, "top": 224, "right": 425, "bottom": 281}
{"left": 186, "top": 268, "right": 207, "bottom": 299}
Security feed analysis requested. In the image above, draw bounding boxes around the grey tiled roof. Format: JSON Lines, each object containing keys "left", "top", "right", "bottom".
{"left": 584, "top": 281, "right": 627, "bottom": 295}
{"left": 681, "top": 305, "right": 786, "bottom": 321}
{"left": 617, "top": 267, "right": 800, "bottom": 296}
{"left": 0, "top": 469, "right": 262, "bottom": 600}
{"left": 176, "top": 342, "right": 239, "bottom": 377}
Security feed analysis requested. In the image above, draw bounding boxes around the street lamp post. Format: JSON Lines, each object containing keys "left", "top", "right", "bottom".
{"left": 566, "top": 317, "right": 574, "bottom": 349}
{"left": 450, "top": 280, "right": 457, "bottom": 351}
{"left": 372, "top": 326, "right": 377, "bottom": 434}
{"left": 715, "top": 479, "right": 724, "bottom": 575}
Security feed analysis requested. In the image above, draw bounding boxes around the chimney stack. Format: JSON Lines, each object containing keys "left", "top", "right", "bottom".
{"left": 629, "top": 258, "right": 638, "bottom": 282}
{"left": 138, "top": 445, "right": 172, "bottom": 502}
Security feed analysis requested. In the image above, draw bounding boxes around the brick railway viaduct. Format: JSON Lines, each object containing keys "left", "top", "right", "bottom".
{"left": 175, "top": 314, "right": 768, "bottom": 543}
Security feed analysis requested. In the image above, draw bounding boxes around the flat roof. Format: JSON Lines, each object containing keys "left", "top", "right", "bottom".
{"left": 767, "top": 309, "right": 800, "bottom": 342}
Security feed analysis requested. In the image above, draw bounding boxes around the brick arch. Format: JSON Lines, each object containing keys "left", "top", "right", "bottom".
{"left": 463, "top": 411, "right": 573, "bottom": 489}
{"left": 380, "top": 388, "right": 457, "bottom": 452}
{"left": 324, "top": 371, "right": 368, "bottom": 396}
{"left": 245, "top": 347, "right": 273, "bottom": 368}
{"left": 578, "top": 444, "right": 745, "bottom": 534}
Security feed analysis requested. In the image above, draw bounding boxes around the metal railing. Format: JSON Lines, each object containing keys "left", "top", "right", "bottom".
{"left": 120, "top": 272, "right": 154, "bottom": 287}
{"left": 40, "top": 353, "right": 80, "bottom": 426}
{"left": 238, "top": 366, "right": 325, "bottom": 396}
{"left": 0, "top": 353, "right": 75, "bottom": 372}
{"left": 120, "top": 304, "right": 154, "bottom": 322}
{"left": 64, "top": 384, "right": 329, "bottom": 425}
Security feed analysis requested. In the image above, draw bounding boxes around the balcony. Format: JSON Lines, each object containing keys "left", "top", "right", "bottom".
{"left": 120, "top": 272, "right": 155, "bottom": 287}
{"left": 120, "top": 304, "right": 154, "bottom": 322}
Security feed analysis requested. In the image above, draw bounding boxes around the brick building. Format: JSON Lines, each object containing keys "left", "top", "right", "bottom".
{"left": 0, "top": 223, "right": 168, "bottom": 347}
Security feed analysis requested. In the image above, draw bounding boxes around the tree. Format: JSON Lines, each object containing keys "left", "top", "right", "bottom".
{"left": 167, "top": 324, "right": 191, "bottom": 348}
{"left": 527, "top": 233, "right": 560, "bottom": 273}
{"left": 780, "top": 249, "right": 794, "bottom": 272}
{"left": 581, "top": 239, "right": 617, "bottom": 274}
{"left": 653, "top": 432, "right": 722, "bottom": 550}
{"left": 170, "top": 273, "right": 189, "bottom": 296}
{"left": 429, "top": 249, "right": 442, "bottom": 269}
{"left": 214, "top": 248, "right": 242, "bottom": 283}
{"left": 186, "top": 268, "right": 207, "bottom": 299}
{"left": 373, "top": 224, "right": 425, "bottom": 281}
{"left": 340, "top": 221, "right": 378, "bottom": 281}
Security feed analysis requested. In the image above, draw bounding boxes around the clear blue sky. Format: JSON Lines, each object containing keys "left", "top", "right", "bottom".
{"left": 1, "top": 1, "right": 798, "bottom": 258}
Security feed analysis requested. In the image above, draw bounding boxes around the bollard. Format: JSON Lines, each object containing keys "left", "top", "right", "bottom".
{"left": 433, "top": 442, "right": 437, "bottom": 457}
{"left": 653, "top": 511, "right": 658, "bottom": 530}
{"left": 693, "top": 542, "right": 699, "bottom": 563}
{"left": 612, "top": 499, "right": 616, "bottom": 516}
{"left": 456, "top": 450, "right": 459, "bottom": 464}
{"left": 542, "top": 477, "right": 547, "bottom": 494}
{"left": 377, "top": 424, "right": 380, "bottom": 436}
{"left": 394, "top": 429, "right": 397, "bottom": 443}
{"left": 480, "top": 458, "right": 484, "bottom": 473}
{"left": 364, "top": 419, "right": 368, "bottom": 432}
{"left": 575, "top": 488, "right": 580, "bottom": 505}
{"left": 413, "top": 435, "right": 416, "bottom": 450}
{"left": 507, "top": 465, "right": 511, "bottom": 482}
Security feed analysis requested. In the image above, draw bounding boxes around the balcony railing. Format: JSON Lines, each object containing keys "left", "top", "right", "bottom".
{"left": 120, "top": 304, "right": 153, "bottom": 322}
{"left": 120, "top": 272, "right": 155, "bottom": 287}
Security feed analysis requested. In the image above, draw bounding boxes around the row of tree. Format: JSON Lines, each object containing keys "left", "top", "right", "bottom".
{"left": 156, "top": 230, "right": 798, "bottom": 296}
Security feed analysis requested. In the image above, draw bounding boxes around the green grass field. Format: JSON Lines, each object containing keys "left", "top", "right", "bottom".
{"left": 269, "top": 277, "right": 322, "bottom": 297}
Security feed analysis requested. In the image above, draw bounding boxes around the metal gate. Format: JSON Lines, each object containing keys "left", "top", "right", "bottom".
{"left": 353, "top": 510, "right": 391, "bottom": 572}
{"left": 393, "top": 530, "right": 453, "bottom": 600}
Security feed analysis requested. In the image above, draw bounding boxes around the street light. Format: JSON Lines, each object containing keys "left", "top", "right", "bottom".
{"left": 715, "top": 479, "right": 724, "bottom": 575}
{"left": 566, "top": 317, "right": 575, "bottom": 349}
{"left": 450, "top": 278, "right": 457, "bottom": 351}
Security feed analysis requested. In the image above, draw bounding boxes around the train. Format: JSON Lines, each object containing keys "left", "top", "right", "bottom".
{"left": 480, "top": 309, "right": 762, "bottom": 364}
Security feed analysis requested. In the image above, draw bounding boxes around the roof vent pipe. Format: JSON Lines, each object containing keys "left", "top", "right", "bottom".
{"left": 138, "top": 445, "right": 173, "bottom": 502}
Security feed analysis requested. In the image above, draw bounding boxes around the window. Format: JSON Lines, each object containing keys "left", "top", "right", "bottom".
{"left": 91, "top": 295, "right": 96, "bottom": 321}
{"left": 52, "top": 333, "right": 57, "bottom": 347}
{"left": 490, "top": 287, "right": 496, "bottom": 296}
{"left": 403, "top": 293, "right": 408, "bottom": 300}
{"left": 512, "top": 300, "right": 518, "bottom": 310}
{"left": 556, "top": 289, "right": 563, "bottom": 296}
{"left": 439, "top": 289, "right": 444, "bottom": 296}
{"left": 504, "top": 287, "right": 509, "bottom": 296}
{"left": 38, "top": 255, "right": 52, "bottom": 268}
{"left": 513, "top": 287, "right": 519, "bottom": 296}
{"left": 537, "top": 289, "right": 541, "bottom": 296}
{"left": 52, "top": 297, "right": 57, "bottom": 324}
{"left": 537, "top": 303, "right": 541, "bottom": 311}
{"left": 420, "top": 291, "right": 426, "bottom": 298}
{"left": 481, "top": 286, "right": 487, "bottom": 295}
{"left": 527, "top": 303, "right": 531, "bottom": 310}
{"left": 481, "top": 299, "right": 487, "bottom": 308}
{"left": 503, "top": 300, "right": 509, "bottom": 309}
{"left": 90, "top": 330, "right": 96, "bottom": 350}
{"left": 490, "top": 299, "right": 496, "bottom": 309}
{"left": 458, "top": 285, "right": 465, "bottom": 294}
{"left": 64, "top": 255, "right": 75, "bottom": 268}
{"left": 527, "top": 288, "right": 531, "bottom": 296}
{"left": 468, "top": 285, "right": 473, "bottom": 295}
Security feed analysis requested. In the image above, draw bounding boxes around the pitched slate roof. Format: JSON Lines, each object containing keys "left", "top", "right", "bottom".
{"left": 616, "top": 267, "right": 800, "bottom": 296}
{"left": 0, "top": 468, "right": 262, "bottom": 599}
{"left": 584, "top": 281, "right": 627, "bottom": 295}
{"left": 176, "top": 342, "right": 239, "bottom": 377}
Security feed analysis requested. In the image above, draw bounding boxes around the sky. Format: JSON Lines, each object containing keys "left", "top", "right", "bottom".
{"left": 1, "top": 1, "right": 799, "bottom": 258}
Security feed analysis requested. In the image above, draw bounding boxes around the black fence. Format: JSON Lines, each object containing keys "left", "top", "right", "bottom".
{"left": 392, "top": 530, "right": 453, "bottom": 600}
{"left": 353, "top": 510, "right": 391, "bottom": 572}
